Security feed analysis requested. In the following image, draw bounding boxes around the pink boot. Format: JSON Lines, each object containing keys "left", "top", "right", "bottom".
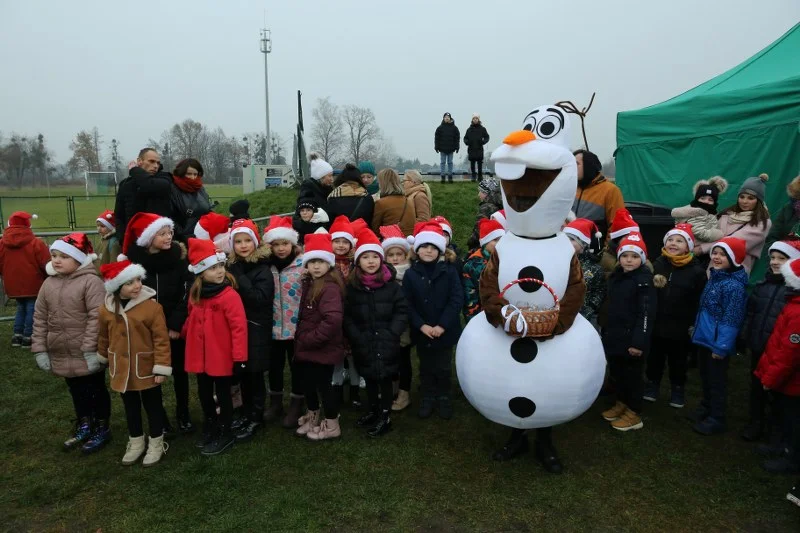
{"left": 307, "top": 417, "right": 341, "bottom": 441}
{"left": 295, "top": 410, "right": 320, "bottom": 437}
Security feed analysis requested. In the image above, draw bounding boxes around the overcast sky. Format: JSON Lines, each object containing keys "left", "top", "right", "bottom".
{"left": 1, "top": 0, "right": 798, "bottom": 167}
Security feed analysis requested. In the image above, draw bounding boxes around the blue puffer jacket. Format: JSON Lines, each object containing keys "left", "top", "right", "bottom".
{"left": 692, "top": 267, "right": 749, "bottom": 357}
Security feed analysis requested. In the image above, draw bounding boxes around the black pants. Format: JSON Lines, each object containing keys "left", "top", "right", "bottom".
{"left": 270, "top": 339, "right": 303, "bottom": 396}
{"left": 240, "top": 371, "right": 267, "bottom": 420}
{"left": 121, "top": 386, "right": 165, "bottom": 438}
{"left": 782, "top": 394, "right": 800, "bottom": 465}
{"left": 646, "top": 335, "right": 689, "bottom": 386}
{"left": 749, "top": 350, "right": 768, "bottom": 424}
{"left": 65, "top": 372, "right": 111, "bottom": 420}
{"left": 418, "top": 345, "right": 452, "bottom": 399}
{"left": 366, "top": 376, "right": 394, "bottom": 412}
{"left": 470, "top": 159, "right": 483, "bottom": 180}
{"left": 697, "top": 347, "right": 729, "bottom": 421}
{"left": 170, "top": 339, "right": 190, "bottom": 418}
{"left": 197, "top": 373, "right": 233, "bottom": 427}
{"left": 395, "top": 345, "right": 412, "bottom": 391}
{"left": 297, "top": 361, "right": 339, "bottom": 419}
{"left": 509, "top": 426, "right": 552, "bottom": 446}
{"left": 608, "top": 356, "right": 644, "bottom": 413}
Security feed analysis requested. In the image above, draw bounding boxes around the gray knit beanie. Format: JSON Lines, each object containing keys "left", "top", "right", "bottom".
{"left": 739, "top": 173, "right": 769, "bottom": 203}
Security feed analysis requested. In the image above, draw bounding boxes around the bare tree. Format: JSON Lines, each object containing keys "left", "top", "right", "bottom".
{"left": 108, "top": 138, "right": 122, "bottom": 177}
{"left": 342, "top": 105, "right": 381, "bottom": 164}
{"left": 602, "top": 157, "right": 616, "bottom": 178}
{"left": 68, "top": 129, "right": 102, "bottom": 174}
{"left": 270, "top": 132, "right": 288, "bottom": 165}
{"left": 166, "top": 119, "right": 211, "bottom": 162}
{"left": 310, "top": 97, "right": 344, "bottom": 163}
{"left": 206, "top": 127, "right": 231, "bottom": 183}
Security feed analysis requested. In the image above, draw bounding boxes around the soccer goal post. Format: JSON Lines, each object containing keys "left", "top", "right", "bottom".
{"left": 84, "top": 171, "right": 118, "bottom": 199}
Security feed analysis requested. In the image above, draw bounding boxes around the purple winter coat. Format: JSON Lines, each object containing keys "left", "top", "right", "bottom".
{"left": 294, "top": 273, "right": 345, "bottom": 366}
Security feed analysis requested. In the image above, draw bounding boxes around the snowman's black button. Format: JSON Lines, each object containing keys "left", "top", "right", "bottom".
{"left": 510, "top": 338, "right": 538, "bottom": 363}
{"left": 517, "top": 266, "right": 544, "bottom": 292}
{"left": 509, "top": 397, "right": 536, "bottom": 418}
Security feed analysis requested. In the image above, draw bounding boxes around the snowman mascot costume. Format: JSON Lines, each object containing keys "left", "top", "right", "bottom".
{"left": 455, "top": 105, "right": 606, "bottom": 473}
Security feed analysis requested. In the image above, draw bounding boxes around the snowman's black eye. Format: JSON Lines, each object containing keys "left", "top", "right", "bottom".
{"left": 540, "top": 122, "right": 555, "bottom": 136}
{"left": 523, "top": 124, "right": 533, "bottom": 131}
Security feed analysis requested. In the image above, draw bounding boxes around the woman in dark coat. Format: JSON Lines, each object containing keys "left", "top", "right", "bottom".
{"left": 344, "top": 234, "right": 408, "bottom": 437}
{"left": 170, "top": 158, "right": 212, "bottom": 241}
{"left": 463, "top": 114, "right": 490, "bottom": 182}
{"left": 326, "top": 163, "right": 375, "bottom": 225}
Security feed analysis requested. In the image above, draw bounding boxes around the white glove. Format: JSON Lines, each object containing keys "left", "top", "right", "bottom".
{"left": 35, "top": 352, "right": 51, "bottom": 372}
{"left": 84, "top": 352, "right": 104, "bottom": 373}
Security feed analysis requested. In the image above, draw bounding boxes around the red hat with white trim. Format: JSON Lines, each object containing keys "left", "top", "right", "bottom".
{"left": 120, "top": 212, "right": 174, "bottom": 260}
{"left": 664, "top": 223, "right": 696, "bottom": 252}
{"left": 379, "top": 224, "right": 410, "bottom": 252}
{"left": 617, "top": 232, "right": 648, "bottom": 263}
{"left": 187, "top": 238, "right": 228, "bottom": 274}
{"left": 8, "top": 211, "right": 38, "bottom": 228}
{"left": 351, "top": 218, "right": 369, "bottom": 236}
{"left": 96, "top": 209, "right": 115, "bottom": 231}
{"left": 408, "top": 221, "right": 447, "bottom": 253}
{"left": 329, "top": 215, "right": 356, "bottom": 246}
{"left": 432, "top": 215, "right": 453, "bottom": 237}
{"left": 609, "top": 208, "right": 640, "bottom": 239}
{"left": 712, "top": 237, "right": 746, "bottom": 267}
{"left": 194, "top": 212, "right": 230, "bottom": 241}
{"left": 490, "top": 209, "right": 507, "bottom": 229}
{"left": 302, "top": 232, "right": 335, "bottom": 267}
{"left": 100, "top": 260, "right": 146, "bottom": 293}
{"left": 229, "top": 218, "right": 260, "bottom": 248}
{"left": 262, "top": 215, "right": 298, "bottom": 244}
{"left": 564, "top": 218, "right": 602, "bottom": 248}
{"left": 769, "top": 239, "right": 800, "bottom": 261}
{"left": 50, "top": 232, "right": 97, "bottom": 267}
{"left": 781, "top": 257, "right": 800, "bottom": 290}
{"left": 478, "top": 218, "right": 505, "bottom": 247}
{"left": 354, "top": 228, "right": 384, "bottom": 261}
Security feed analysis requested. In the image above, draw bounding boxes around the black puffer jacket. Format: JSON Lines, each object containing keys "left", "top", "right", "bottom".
{"left": 463, "top": 123, "right": 490, "bottom": 161}
{"left": 652, "top": 256, "right": 707, "bottom": 339}
{"left": 228, "top": 245, "right": 274, "bottom": 372}
{"left": 296, "top": 179, "right": 332, "bottom": 214}
{"left": 435, "top": 121, "right": 460, "bottom": 154}
{"left": 169, "top": 183, "right": 212, "bottom": 241}
{"left": 603, "top": 264, "right": 657, "bottom": 357}
{"left": 344, "top": 265, "right": 408, "bottom": 380}
{"left": 114, "top": 167, "right": 173, "bottom": 237}
{"left": 126, "top": 241, "right": 192, "bottom": 331}
{"left": 742, "top": 273, "right": 795, "bottom": 355}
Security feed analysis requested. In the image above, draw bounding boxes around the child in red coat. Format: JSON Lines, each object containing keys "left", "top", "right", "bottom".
{"left": 755, "top": 257, "right": 800, "bottom": 480}
{"left": 0, "top": 211, "right": 49, "bottom": 348}
{"left": 182, "top": 239, "right": 247, "bottom": 456}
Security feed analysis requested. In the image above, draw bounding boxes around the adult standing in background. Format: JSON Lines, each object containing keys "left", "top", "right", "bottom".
{"left": 402, "top": 170, "right": 432, "bottom": 223}
{"left": 295, "top": 153, "right": 334, "bottom": 228}
{"left": 463, "top": 114, "right": 490, "bottom": 182}
{"left": 572, "top": 149, "right": 624, "bottom": 239}
{"left": 435, "top": 112, "right": 460, "bottom": 184}
{"left": 170, "top": 158, "right": 212, "bottom": 241}
{"left": 372, "top": 168, "right": 416, "bottom": 236}
{"left": 326, "top": 163, "right": 375, "bottom": 224}
{"left": 359, "top": 161, "right": 381, "bottom": 201}
{"left": 115, "top": 148, "right": 172, "bottom": 238}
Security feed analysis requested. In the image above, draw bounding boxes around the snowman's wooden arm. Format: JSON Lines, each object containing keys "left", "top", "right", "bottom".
{"left": 552, "top": 254, "right": 586, "bottom": 335}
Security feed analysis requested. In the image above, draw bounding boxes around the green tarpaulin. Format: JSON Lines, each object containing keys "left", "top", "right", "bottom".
{"left": 615, "top": 22, "right": 800, "bottom": 214}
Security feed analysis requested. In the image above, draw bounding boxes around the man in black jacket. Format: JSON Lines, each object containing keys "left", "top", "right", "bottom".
{"left": 114, "top": 148, "right": 173, "bottom": 237}
{"left": 434, "top": 113, "right": 460, "bottom": 184}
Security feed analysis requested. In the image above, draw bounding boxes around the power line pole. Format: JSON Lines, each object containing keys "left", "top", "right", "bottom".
{"left": 260, "top": 28, "right": 272, "bottom": 164}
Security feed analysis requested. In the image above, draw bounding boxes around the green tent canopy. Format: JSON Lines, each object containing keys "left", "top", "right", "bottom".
{"left": 615, "top": 22, "right": 800, "bottom": 213}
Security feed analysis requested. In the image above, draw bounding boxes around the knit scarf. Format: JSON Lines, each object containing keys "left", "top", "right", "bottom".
{"left": 661, "top": 248, "right": 694, "bottom": 268}
{"left": 361, "top": 264, "right": 391, "bottom": 290}
{"left": 173, "top": 174, "right": 204, "bottom": 193}
{"left": 200, "top": 279, "right": 230, "bottom": 299}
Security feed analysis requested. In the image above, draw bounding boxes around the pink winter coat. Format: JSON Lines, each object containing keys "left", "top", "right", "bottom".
{"left": 697, "top": 211, "right": 771, "bottom": 273}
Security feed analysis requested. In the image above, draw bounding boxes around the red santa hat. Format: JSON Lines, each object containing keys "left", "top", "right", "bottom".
{"left": 187, "top": 238, "right": 228, "bottom": 274}
{"left": 781, "top": 257, "right": 800, "bottom": 290}
{"left": 478, "top": 218, "right": 505, "bottom": 247}
{"left": 490, "top": 209, "right": 507, "bottom": 229}
{"left": 100, "top": 260, "right": 146, "bottom": 293}
{"left": 120, "top": 212, "right": 174, "bottom": 260}
{"left": 50, "top": 232, "right": 97, "bottom": 266}
{"left": 617, "top": 232, "right": 648, "bottom": 263}
{"left": 354, "top": 228, "right": 384, "bottom": 261}
{"left": 329, "top": 215, "right": 356, "bottom": 246}
{"left": 262, "top": 215, "right": 298, "bottom": 244}
{"left": 408, "top": 221, "right": 447, "bottom": 253}
{"left": 302, "top": 232, "right": 335, "bottom": 267}
{"left": 229, "top": 218, "right": 260, "bottom": 248}
{"left": 564, "top": 218, "right": 602, "bottom": 248}
{"left": 96, "top": 209, "right": 116, "bottom": 231}
{"left": 609, "top": 208, "right": 640, "bottom": 239}
{"left": 712, "top": 237, "right": 747, "bottom": 267}
{"left": 432, "top": 215, "right": 453, "bottom": 237}
{"left": 769, "top": 239, "right": 800, "bottom": 261}
{"left": 8, "top": 211, "right": 38, "bottom": 228}
{"left": 379, "top": 224, "right": 410, "bottom": 252}
{"left": 663, "top": 223, "right": 696, "bottom": 252}
{"left": 351, "top": 218, "right": 369, "bottom": 236}
{"left": 194, "top": 212, "right": 230, "bottom": 242}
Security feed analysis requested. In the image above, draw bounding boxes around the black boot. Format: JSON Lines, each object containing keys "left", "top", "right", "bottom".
{"left": 447, "top": 175, "right": 454, "bottom": 183}
{"left": 161, "top": 407, "right": 175, "bottom": 441}
{"left": 230, "top": 412, "right": 248, "bottom": 433}
{"left": 418, "top": 397, "right": 435, "bottom": 419}
{"left": 63, "top": 417, "right": 92, "bottom": 451}
{"left": 492, "top": 429, "right": 529, "bottom": 461}
{"left": 440, "top": 175, "right": 446, "bottom": 184}
{"left": 195, "top": 417, "right": 217, "bottom": 449}
{"left": 235, "top": 411, "right": 263, "bottom": 442}
{"left": 368, "top": 410, "right": 393, "bottom": 438}
{"left": 741, "top": 420, "right": 764, "bottom": 442}
{"left": 350, "top": 385, "right": 362, "bottom": 409}
{"left": 81, "top": 419, "right": 112, "bottom": 455}
{"left": 356, "top": 410, "right": 380, "bottom": 429}
{"left": 177, "top": 410, "right": 195, "bottom": 435}
{"left": 534, "top": 429, "right": 563, "bottom": 474}
{"left": 201, "top": 425, "right": 234, "bottom": 456}
{"left": 471, "top": 173, "right": 477, "bottom": 182}
{"left": 264, "top": 392, "right": 284, "bottom": 423}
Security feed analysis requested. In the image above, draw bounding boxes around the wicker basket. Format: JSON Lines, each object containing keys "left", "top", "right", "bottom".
{"left": 498, "top": 277, "right": 560, "bottom": 338}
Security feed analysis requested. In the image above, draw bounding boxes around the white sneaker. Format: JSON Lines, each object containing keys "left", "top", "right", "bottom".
{"left": 122, "top": 435, "right": 146, "bottom": 465}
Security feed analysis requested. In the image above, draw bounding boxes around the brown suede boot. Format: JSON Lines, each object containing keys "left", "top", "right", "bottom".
{"left": 282, "top": 394, "right": 305, "bottom": 429}
{"left": 602, "top": 401, "right": 627, "bottom": 422}
{"left": 263, "top": 392, "right": 284, "bottom": 423}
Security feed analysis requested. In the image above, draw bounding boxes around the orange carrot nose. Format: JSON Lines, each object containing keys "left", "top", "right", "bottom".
{"left": 503, "top": 130, "right": 536, "bottom": 146}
